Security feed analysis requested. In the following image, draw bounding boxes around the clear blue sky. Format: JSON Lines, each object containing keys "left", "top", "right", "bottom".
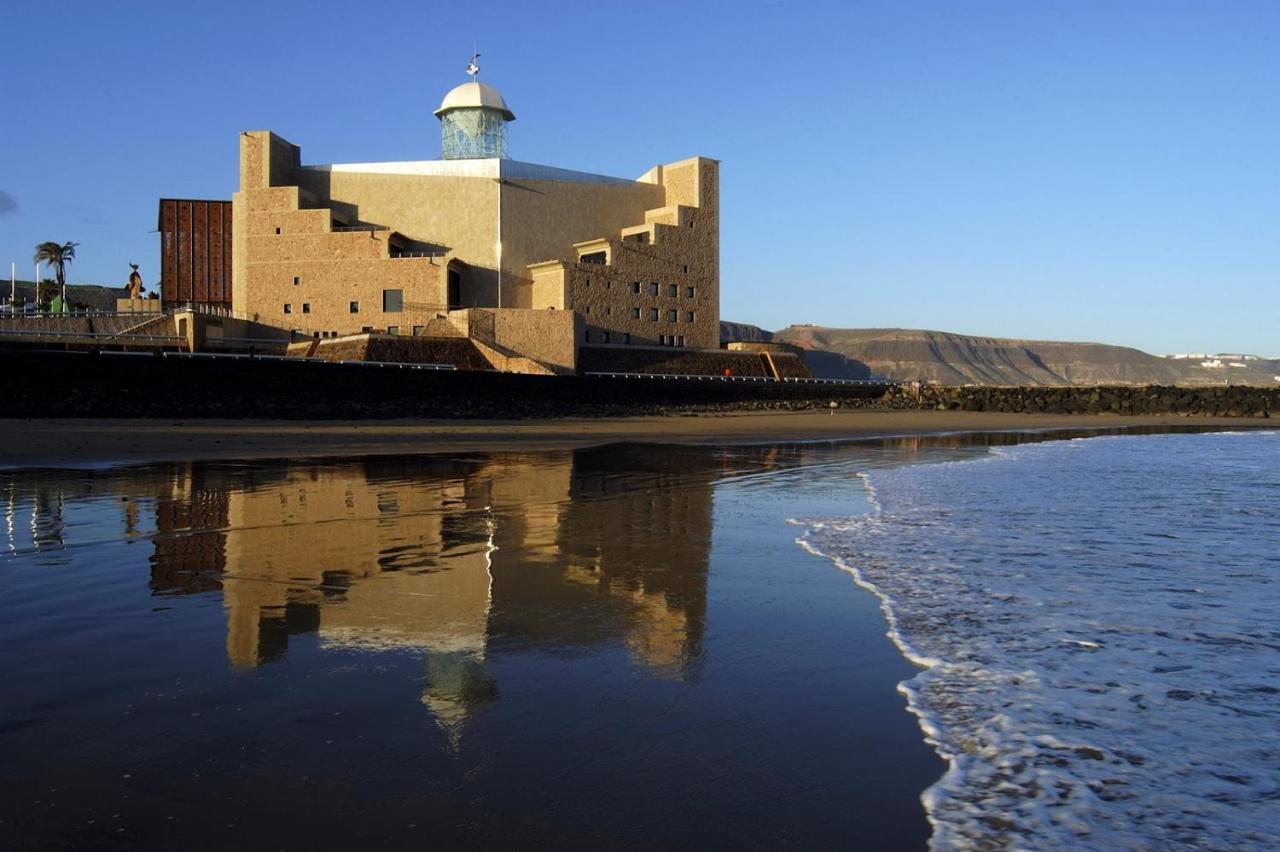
{"left": 2, "top": 0, "right": 1276, "bottom": 355}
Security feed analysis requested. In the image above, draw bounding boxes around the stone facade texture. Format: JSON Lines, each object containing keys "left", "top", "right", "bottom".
{"left": 230, "top": 130, "right": 719, "bottom": 373}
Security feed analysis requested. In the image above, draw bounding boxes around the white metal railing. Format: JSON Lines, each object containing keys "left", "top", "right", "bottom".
{"left": 0, "top": 327, "right": 182, "bottom": 343}
{"left": 582, "top": 371, "right": 885, "bottom": 386}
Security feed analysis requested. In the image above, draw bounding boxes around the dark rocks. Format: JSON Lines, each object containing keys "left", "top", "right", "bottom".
{"left": 879, "top": 385, "right": 1275, "bottom": 418}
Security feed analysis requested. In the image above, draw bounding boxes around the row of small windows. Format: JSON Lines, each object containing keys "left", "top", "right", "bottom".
{"left": 580, "top": 278, "right": 696, "bottom": 298}
{"left": 625, "top": 307, "right": 695, "bottom": 322}
{"left": 583, "top": 330, "right": 687, "bottom": 347}
{"left": 291, "top": 325, "right": 430, "bottom": 339}
{"left": 283, "top": 289, "right": 403, "bottom": 316}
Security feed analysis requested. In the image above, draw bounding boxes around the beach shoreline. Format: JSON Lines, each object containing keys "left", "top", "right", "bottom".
{"left": 1, "top": 411, "right": 1266, "bottom": 468}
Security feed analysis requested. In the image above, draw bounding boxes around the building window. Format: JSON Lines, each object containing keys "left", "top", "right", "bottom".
{"left": 685, "top": 285, "right": 695, "bottom": 298}
{"left": 302, "top": 303, "right": 311, "bottom": 314}
{"left": 606, "top": 281, "right": 612, "bottom": 289}
{"left": 648, "top": 307, "right": 658, "bottom": 321}
{"left": 275, "top": 227, "right": 282, "bottom": 235}
{"left": 666, "top": 309, "right": 677, "bottom": 322}
{"left": 667, "top": 283, "right": 678, "bottom": 297}
{"left": 284, "top": 303, "right": 292, "bottom": 314}
{"left": 685, "top": 311, "right": 695, "bottom": 322}
{"left": 683, "top": 265, "right": 689, "bottom": 274}
{"left": 293, "top": 276, "right": 300, "bottom": 286}
{"left": 362, "top": 326, "right": 373, "bottom": 333}
{"left": 387, "top": 325, "right": 399, "bottom": 336}
{"left": 632, "top": 281, "right": 641, "bottom": 294}
{"left": 623, "top": 333, "right": 631, "bottom": 344}
{"left": 580, "top": 251, "right": 606, "bottom": 265}
{"left": 602, "top": 331, "right": 610, "bottom": 343}
{"left": 584, "top": 278, "right": 590, "bottom": 287}
{"left": 631, "top": 307, "right": 641, "bottom": 319}
{"left": 349, "top": 301, "right": 359, "bottom": 313}
{"left": 412, "top": 325, "right": 423, "bottom": 336}
{"left": 584, "top": 305, "right": 591, "bottom": 314}
{"left": 383, "top": 289, "right": 403, "bottom": 312}
{"left": 677, "top": 335, "right": 685, "bottom": 347}
{"left": 648, "top": 282, "right": 658, "bottom": 296}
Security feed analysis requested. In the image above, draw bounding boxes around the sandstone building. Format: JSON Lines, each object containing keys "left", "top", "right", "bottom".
{"left": 221, "top": 74, "right": 720, "bottom": 373}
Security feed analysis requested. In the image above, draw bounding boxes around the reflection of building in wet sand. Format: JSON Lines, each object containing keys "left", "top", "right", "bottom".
{"left": 139, "top": 449, "right": 716, "bottom": 735}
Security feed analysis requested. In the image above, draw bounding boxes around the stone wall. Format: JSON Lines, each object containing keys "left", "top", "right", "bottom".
{"left": 579, "top": 346, "right": 772, "bottom": 377}
{"left": 880, "top": 384, "right": 1276, "bottom": 417}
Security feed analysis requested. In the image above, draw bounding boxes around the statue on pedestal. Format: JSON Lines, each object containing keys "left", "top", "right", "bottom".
{"left": 127, "top": 263, "right": 144, "bottom": 299}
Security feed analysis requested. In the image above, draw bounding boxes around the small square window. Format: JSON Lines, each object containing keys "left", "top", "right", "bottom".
{"left": 685, "top": 286, "right": 694, "bottom": 298}
{"left": 667, "top": 284, "right": 678, "bottom": 298}
{"left": 685, "top": 311, "right": 695, "bottom": 322}
{"left": 283, "top": 303, "right": 292, "bottom": 314}
{"left": 293, "top": 276, "right": 300, "bottom": 286}
{"left": 666, "top": 309, "right": 677, "bottom": 322}
{"left": 648, "top": 282, "right": 658, "bottom": 296}
{"left": 387, "top": 325, "right": 399, "bottom": 336}
{"left": 382, "top": 289, "right": 403, "bottom": 312}
{"left": 313, "top": 331, "right": 320, "bottom": 339}
{"left": 412, "top": 325, "right": 424, "bottom": 336}
{"left": 362, "top": 326, "right": 373, "bottom": 333}
{"left": 632, "top": 282, "right": 641, "bottom": 294}
{"left": 302, "top": 303, "right": 311, "bottom": 314}
{"left": 631, "top": 307, "right": 641, "bottom": 319}
{"left": 349, "top": 301, "right": 359, "bottom": 313}
{"left": 648, "top": 307, "right": 658, "bottom": 321}
{"left": 275, "top": 227, "right": 282, "bottom": 235}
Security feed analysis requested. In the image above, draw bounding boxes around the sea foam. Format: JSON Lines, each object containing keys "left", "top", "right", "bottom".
{"left": 799, "top": 431, "right": 1280, "bottom": 850}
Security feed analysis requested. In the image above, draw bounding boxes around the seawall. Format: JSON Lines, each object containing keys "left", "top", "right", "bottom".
{"left": 0, "top": 350, "right": 885, "bottom": 419}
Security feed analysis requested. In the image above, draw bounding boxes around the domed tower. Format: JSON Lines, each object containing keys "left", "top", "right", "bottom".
{"left": 434, "top": 55, "right": 515, "bottom": 160}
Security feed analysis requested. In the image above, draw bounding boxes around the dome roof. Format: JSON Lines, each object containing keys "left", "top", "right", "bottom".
{"left": 434, "top": 81, "right": 515, "bottom": 121}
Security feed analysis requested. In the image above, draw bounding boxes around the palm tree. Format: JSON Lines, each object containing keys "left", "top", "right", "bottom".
{"left": 33, "top": 241, "right": 78, "bottom": 312}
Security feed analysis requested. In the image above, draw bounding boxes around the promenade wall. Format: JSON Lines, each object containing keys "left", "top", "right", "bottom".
{"left": 0, "top": 350, "right": 884, "bottom": 419}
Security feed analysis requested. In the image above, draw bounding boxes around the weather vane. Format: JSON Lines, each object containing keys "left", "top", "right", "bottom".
{"left": 466, "top": 46, "right": 481, "bottom": 81}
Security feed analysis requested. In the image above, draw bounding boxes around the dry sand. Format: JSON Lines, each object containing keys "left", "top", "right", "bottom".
{"left": 0, "top": 411, "right": 1265, "bottom": 468}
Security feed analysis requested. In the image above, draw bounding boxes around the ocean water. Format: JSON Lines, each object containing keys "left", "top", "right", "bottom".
{"left": 800, "top": 430, "right": 1280, "bottom": 850}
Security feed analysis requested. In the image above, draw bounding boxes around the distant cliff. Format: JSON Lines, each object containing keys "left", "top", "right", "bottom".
{"left": 748, "top": 325, "right": 1278, "bottom": 387}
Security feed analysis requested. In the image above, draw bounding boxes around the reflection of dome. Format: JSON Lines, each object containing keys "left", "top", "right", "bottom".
{"left": 434, "top": 81, "right": 515, "bottom": 121}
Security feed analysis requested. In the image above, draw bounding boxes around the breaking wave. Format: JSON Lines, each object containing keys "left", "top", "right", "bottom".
{"left": 799, "top": 431, "right": 1280, "bottom": 849}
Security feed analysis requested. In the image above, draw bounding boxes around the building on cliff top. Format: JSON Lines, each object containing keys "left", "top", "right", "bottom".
{"left": 192, "top": 70, "right": 720, "bottom": 374}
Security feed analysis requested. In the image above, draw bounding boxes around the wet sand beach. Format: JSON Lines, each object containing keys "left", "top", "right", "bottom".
{"left": 1, "top": 441, "right": 955, "bottom": 849}
{"left": 0, "top": 410, "right": 1258, "bottom": 468}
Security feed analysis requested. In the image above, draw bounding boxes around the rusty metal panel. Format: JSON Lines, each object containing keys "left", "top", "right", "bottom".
{"left": 192, "top": 202, "right": 209, "bottom": 303}
{"left": 160, "top": 200, "right": 179, "bottom": 303}
{"left": 158, "top": 198, "right": 233, "bottom": 309}
{"left": 208, "top": 203, "right": 223, "bottom": 305}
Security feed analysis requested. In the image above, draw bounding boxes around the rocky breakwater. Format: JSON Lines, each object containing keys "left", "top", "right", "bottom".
{"left": 880, "top": 385, "right": 1277, "bottom": 418}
